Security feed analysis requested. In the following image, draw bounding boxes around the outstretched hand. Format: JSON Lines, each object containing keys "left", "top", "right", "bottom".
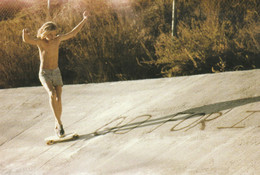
{"left": 22, "top": 28, "right": 30, "bottom": 36}
{"left": 83, "top": 11, "right": 88, "bottom": 20}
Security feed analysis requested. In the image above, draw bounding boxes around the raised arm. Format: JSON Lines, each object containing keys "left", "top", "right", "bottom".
{"left": 59, "top": 11, "right": 88, "bottom": 41}
{"left": 22, "top": 29, "right": 39, "bottom": 45}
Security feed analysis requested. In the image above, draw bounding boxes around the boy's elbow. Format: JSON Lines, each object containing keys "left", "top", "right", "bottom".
{"left": 68, "top": 32, "right": 77, "bottom": 39}
{"left": 71, "top": 31, "right": 78, "bottom": 38}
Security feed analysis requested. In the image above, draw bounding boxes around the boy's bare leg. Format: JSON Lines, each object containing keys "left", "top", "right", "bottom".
{"left": 55, "top": 85, "right": 62, "bottom": 125}
{"left": 42, "top": 82, "right": 62, "bottom": 125}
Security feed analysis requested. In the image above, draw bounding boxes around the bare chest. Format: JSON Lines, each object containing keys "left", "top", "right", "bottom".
{"left": 39, "top": 39, "right": 60, "bottom": 53}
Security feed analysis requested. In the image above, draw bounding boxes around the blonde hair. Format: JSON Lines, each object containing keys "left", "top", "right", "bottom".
{"left": 37, "top": 21, "right": 57, "bottom": 39}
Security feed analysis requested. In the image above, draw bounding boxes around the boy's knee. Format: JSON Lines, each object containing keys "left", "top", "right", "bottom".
{"left": 48, "top": 89, "right": 57, "bottom": 98}
{"left": 57, "top": 96, "right": 61, "bottom": 102}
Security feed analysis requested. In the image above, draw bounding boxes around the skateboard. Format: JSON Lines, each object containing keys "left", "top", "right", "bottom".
{"left": 45, "top": 133, "right": 79, "bottom": 145}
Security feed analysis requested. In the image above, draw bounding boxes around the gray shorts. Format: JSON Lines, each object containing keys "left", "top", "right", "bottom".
{"left": 39, "top": 67, "right": 63, "bottom": 86}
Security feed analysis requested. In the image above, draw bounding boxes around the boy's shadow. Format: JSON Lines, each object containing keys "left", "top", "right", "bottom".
{"left": 78, "top": 96, "right": 260, "bottom": 141}
{"left": 78, "top": 133, "right": 97, "bottom": 141}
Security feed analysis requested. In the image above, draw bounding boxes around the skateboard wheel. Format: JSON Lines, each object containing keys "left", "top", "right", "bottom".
{"left": 73, "top": 134, "right": 79, "bottom": 139}
{"left": 47, "top": 140, "right": 54, "bottom": 145}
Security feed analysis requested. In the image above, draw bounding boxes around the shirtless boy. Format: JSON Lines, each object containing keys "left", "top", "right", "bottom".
{"left": 22, "top": 11, "right": 88, "bottom": 137}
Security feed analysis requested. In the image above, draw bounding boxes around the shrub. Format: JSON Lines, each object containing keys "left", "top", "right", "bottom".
{"left": 150, "top": 0, "right": 260, "bottom": 77}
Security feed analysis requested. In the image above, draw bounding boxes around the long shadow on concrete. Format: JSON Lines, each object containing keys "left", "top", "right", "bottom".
{"left": 78, "top": 96, "right": 260, "bottom": 140}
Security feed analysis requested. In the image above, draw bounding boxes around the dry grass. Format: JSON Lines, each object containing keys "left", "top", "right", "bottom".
{"left": 151, "top": 0, "right": 260, "bottom": 77}
{"left": 0, "top": 0, "right": 259, "bottom": 88}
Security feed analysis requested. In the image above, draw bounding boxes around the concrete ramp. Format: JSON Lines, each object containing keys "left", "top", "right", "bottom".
{"left": 1, "top": 70, "right": 260, "bottom": 174}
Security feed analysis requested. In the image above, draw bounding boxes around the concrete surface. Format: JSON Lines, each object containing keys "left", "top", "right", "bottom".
{"left": 1, "top": 69, "right": 260, "bottom": 174}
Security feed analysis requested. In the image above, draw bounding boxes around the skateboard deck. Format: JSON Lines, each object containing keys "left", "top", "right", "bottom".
{"left": 45, "top": 133, "right": 79, "bottom": 145}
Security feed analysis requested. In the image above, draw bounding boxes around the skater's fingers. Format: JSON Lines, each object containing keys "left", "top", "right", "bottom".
{"left": 83, "top": 11, "right": 88, "bottom": 18}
